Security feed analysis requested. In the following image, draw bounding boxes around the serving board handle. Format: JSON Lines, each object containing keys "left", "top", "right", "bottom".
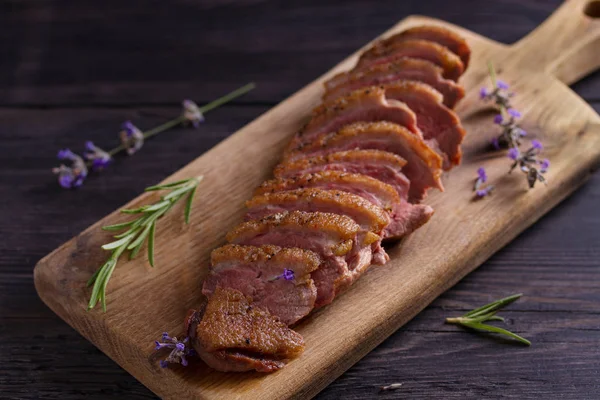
{"left": 513, "top": 0, "right": 600, "bottom": 85}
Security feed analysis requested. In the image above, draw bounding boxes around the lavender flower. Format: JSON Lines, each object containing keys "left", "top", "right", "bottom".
{"left": 154, "top": 332, "right": 195, "bottom": 368}
{"left": 508, "top": 109, "right": 521, "bottom": 118}
{"left": 493, "top": 114, "right": 503, "bottom": 124}
{"left": 52, "top": 149, "right": 88, "bottom": 189}
{"left": 477, "top": 167, "right": 487, "bottom": 183}
{"left": 479, "top": 87, "right": 489, "bottom": 99}
{"left": 84, "top": 141, "right": 112, "bottom": 171}
{"left": 496, "top": 80, "right": 509, "bottom": 90}
{"left": 268, "top": 268, "right": 295, "bottom": 282}
{"left": 539, "top": 159, "right": 550, "bottom": 173}
{"left": 532, "top": 140, "right": 543, "bottom": 150}
{"left": 508, "top": 147, "right": 519, "bottom": 160}
{"left": 119, "top": 121, "right": 144, "bottom": 155}
{"left": 182, "top": 100, "right": 205, "bottom": 128}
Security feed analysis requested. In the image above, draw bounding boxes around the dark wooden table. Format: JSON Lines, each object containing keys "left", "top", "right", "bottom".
{"left": 2, "top": 1, "right": 599, "bottom": 398}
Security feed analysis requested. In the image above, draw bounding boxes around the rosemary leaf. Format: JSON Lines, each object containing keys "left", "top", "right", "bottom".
{"left": 148, "top": 221, "right": 156, "bottom": 267}
{"left": 461, "top": 321, "right": 531, "bottom": 346}
{"left": 102, "top": 220, "right": 136, "bottom": 231}
{"left": 465, "top": 293, "right": 522, "bottom": 318}
{"left": 102, "top": 233, "right": 136, "bottom": 250}
{"left": 145, "top": 179, "right": 191, "bottom": 191}
{"left": 184, "top": 186, "right": 196, "bottom": 224}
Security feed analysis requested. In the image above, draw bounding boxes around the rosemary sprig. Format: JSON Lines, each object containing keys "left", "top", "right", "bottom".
{"left": 445, "top": 294, "right": 531, "bottom": 346}
{"left": 87, "top": 176, "right": 202, "bottom": 311}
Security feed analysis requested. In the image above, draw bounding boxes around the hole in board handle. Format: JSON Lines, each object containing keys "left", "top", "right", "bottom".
{"left": 584, "top": 0, "right": 600, "bottom": 18}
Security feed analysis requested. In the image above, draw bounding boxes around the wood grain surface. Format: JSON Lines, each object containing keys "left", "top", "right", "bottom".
{"left": 2, "top": 1, "right": 600, "bottom": 399}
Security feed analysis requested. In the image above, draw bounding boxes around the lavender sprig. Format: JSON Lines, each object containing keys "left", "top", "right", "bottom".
{"left": 53, "top": 83, "right": 255, "bottom": 188}
{"left": 87, "top": 176, "right": 202, "bottom": 311}
{"left": 154, "top": 332, "right": 195, "bottom": 368}
{"left": 446, "top": 294, "right": 531, "bottom": 345}
{"left": 476, "top": 62, "right": 549, "bottom": 194}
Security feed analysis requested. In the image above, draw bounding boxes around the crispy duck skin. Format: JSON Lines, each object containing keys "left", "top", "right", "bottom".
{"left": 187, "top": 287, "right": 305, "bottom": 373}
{"left": 227, "top": 211, "right": 383, "bottom": 307}
{"left": 274, "top": 149, "right": 411, "bottom": 200}
{"left": 382, "top": 81, "right": 466, "bottom": 168}
{"left": 356, "top": 39, "right": 464, "bottom": 81}
{"left": 380, "top": 25, "right": 471, "bottom": 67}
{"left": 255, "top": 171, "right": 433, "bottom": 239}
{"left": 285, "top": 121, "right": 443, "bottom": 202}
{"left": 323, "top": 57, "right": 465, "bottom": 108}
{"left": 203, "top": 244, "right": 320, "bottom": 325}
{"left": 287, "top": 86, "right": 421, "bottom": 153}
{"left": 245, "top": 188, "right": 389, "bottom": 235}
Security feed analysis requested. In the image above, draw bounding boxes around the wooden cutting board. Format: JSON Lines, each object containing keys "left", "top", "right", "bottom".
{"left": 34, "top": 1, "right": 600, "bottom": 399}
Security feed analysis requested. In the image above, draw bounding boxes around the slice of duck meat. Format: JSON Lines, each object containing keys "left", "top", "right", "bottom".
{"left": 246, "top": 188, "right": 388, "bottom": 236}
{"left": 323, "top": 58, "right": 465, "bottom": 108}
{"left": 357, "top": 39, "right": 464, "bottom": 81}
{"left": 274, "top": 149, "right": 411, "bottom": 201}
{"left": 284, "top": 121, "right": 443, "bottom": 202}
{"left": 203, "top": 244, "right": 320, "bottom": 325}
{"left": 287, "top": 86, "right": 421, "bottom": 153}
{"left": 255, "top": 171, "right": 433, "bottom": 240}
{"left": 227, "top": 211, "right": 383, "bottom": 307}
{"left": 245, "top": 188, "right": 389, "bottom": 267}
{"left": 186, "top": 287, "right": 305, "bottom": 373}
{"left": 381, "top": 25, "right": 471, "bottom": 68}
{"left": 381, "top": 81, "right": 466, "bottom": 168}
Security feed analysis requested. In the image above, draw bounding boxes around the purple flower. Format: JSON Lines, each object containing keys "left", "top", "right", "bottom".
{"left": 508, "top": 147, "right": 519, "bottom": 160}
{"left": 479, "top": 87, "right": 489, "bottom": 99}
{"left": 496, "top": 80, "right": 509, "bottom": 90}
{"left": 539, "top": 159, "right": 550, "bottom": 173}
{"left": 531, "top": 140, "right": 543, "bottom": 150}
{"left": 84, "top": 141, "right": 112, "bottom": 171}
{"left": 518, "top": 128, "right": 527, "bottom": 137}
{"left": 491, "top": 137, "right": 500, "bottom": 150}
{"left": 493, "top": 114, "right": 503, "bottom": 124}
{"left": 52, "top": 149, "right": 88, "bottom": 189}
{"left": 508, "top": 109, "right": 521, "bottom": 118}
{"left": 119, "top": 121, "right": 144, "bottom": 155}
{"left": 182, "top": 100, "right": 205, "bottom": 128}
{"left": 154, "top": 332, "right": 194, "bottom": 369}
{"left": 477, "top": 167, "right": 487, "bottom": 183}
{"left": 281, "top": 268, "right": 295, "bottom": 281}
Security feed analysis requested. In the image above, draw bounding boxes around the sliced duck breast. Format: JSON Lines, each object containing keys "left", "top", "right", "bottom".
{"left": 382, "top": 81, "right": 466, "bottom": 168}
{"left": 380, "top": 25, "right": 471, "bottom": 67}
{"left": 323, "top": 57, "right": 464, "bottom": 108}
{"left": 287, "top": 86, "right": 421, "bottom": 153}
{"left": 274, "top": 149, "right": 411, "bottom": 201}
{"left": 284, "top": 121, "right": 443, "bottom": 202}
{"left": 227, "top": 211, "right": 383, "bottom": 307}
{"left": 357, "top": 39, "right": 464, "bottom": 81}
{"left": 203, "top": 244, "right": 320, "bottom": 325}
{"left": 255, "top": 171, "right": 433, "bottom": 239}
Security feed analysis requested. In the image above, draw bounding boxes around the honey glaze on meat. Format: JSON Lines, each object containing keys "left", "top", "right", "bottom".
{"left": 186, "top": 24, "right": 470, "bottom": 373}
